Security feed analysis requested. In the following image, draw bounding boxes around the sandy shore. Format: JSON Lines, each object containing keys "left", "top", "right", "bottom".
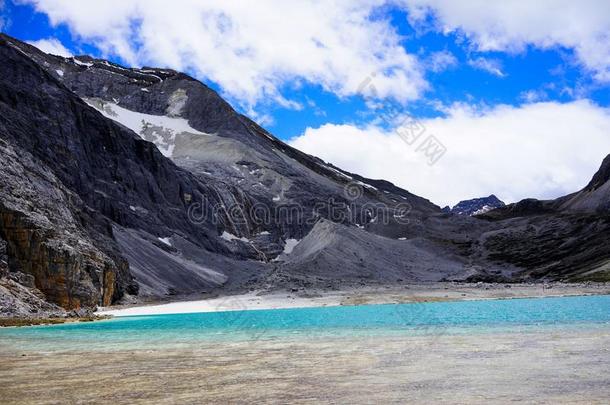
{"left": 99, "top": 282, "right": 610, "bottom": 317}
{"left": 1, "top": 326, "right": 609, "bottom": 404}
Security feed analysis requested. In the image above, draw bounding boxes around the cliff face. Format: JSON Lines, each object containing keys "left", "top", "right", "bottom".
{"left": 0, "top": 135, "right": 127, "bottom": 310}
{"left": 0, "top": 234, "right": 7, "bottom": 274}
{"left": 0, "top": 36, "right": 224, "bottom": 310}
{"left": 0, "top": 35, "right": 286, "bottom": 310}
{"left": 0, "top": 42, "right": 139, "bottom": 310}
{"left": 0, "top": 210, "right": 109, "bottom": 309}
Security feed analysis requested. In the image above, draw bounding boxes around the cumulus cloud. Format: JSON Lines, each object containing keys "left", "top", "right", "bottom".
{"left": 401, "top": 0, "right": 610, "bottom": 82}
{"left": 23, "top": 0, "right": 427, "bottom": 107}
{"left": 26, "top": 37, "right": 72, "bottom": 57}
{"left": 289, "top": 100, "right": 610, "bottom": 207}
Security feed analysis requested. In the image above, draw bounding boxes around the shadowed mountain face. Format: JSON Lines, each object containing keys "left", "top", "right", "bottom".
{"left": 1, "top": 34, "right": 609, "bottom": 313}
{"left": 0, "top": 37, "right": 236, "bottom": 309}
{"left": 476, "top": 158, "right": 610, "bottom": 282}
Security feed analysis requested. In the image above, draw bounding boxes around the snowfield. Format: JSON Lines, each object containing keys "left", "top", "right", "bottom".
{"left": 85, "top": 98, "right": 210, "bottom": 157}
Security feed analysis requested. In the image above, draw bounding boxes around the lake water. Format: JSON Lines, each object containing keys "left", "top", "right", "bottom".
{"left": 1, "top": 295, "right": 609, "bottom": 352}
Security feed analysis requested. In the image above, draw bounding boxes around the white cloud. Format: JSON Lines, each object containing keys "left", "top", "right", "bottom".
{"left": 467, "top": 57, "right": 505, "bottom": 77}
{"left": 401, "top": 0, "right": 610, "bottom": 82}
{"left": 26, "top": 37, "right": 72, "bottom": 57}
{"left": 0, "top": 0, "right": 8, "bottom": 31}
{"left": 23, "top": 0, "right": 427, "bottom": 107}
{"left": 427, "top": 50, "right": 457, "bottom": 72}
{"left": 289, "top": 100, "right": 610, "bottom": 207}
{"left": 520, "top": 90, "right": 547, "bottom": 103}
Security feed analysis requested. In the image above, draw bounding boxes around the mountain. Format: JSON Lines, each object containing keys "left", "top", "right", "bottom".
{"left": 0, "top": 34, "right": 459, "bottom": 313}
{"left": 555, "top": 155, "right": 610, "bottom": 213}
{"left": 476, "top": 158, "right": 610, "bottom": 282}
{"left": 482, "top": 156, "right": 610, "bottom": 220}
{"left": 1, "top": 34, "right": 609, "bottom": 316}
{"left": 443, "top": 195, "right": 505, "bottom": 216}
{"left": 0, "top": 35, "right": 242, "bottom": 312}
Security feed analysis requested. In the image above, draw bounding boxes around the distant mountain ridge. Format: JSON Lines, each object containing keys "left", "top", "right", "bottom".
{"left": 443, "top": 195, "right": 506, "bottom": 216}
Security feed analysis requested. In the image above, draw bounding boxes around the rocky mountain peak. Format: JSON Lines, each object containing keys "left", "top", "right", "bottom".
{"left": 555, "top": 154, "right": 610, "bottom": 214}
{"left": 444, "top": 194, "right": 506, "bottom": 216}
{"left": 584, "top": 154, "right": 610, "bottom": 191}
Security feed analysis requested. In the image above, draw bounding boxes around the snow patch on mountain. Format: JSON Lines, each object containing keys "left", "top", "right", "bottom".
{"left": 472, "top": 205, "right": 495, "bottom": 216}
{"left": 71, "top": 59, "right": 92, "bottom": 67}
{"left": 283, "top": 238, "right": 300, "bottom": 254}
{"left": 84, "top": 98, "right": 209, "bottom": 157}
{"left": 221, "top": 231, "right": 250, "bottom": 243}
{"left": 158, "top": 237, "right": 172, "bottom": 246}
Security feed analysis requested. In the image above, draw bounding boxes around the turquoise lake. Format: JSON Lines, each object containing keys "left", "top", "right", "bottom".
{"left": 1, "top": 295, "right": 609, "bottom": 352}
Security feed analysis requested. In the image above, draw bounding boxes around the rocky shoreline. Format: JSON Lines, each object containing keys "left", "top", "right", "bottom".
{"left": 3, "top": 277, "right": 609, "bottom": 324}
{"left": 0, "top": 315, "right": 111, "bottom": 328}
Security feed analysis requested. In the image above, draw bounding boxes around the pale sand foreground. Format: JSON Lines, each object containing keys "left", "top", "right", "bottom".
{"left": 0, "top": 327, "right": 609, "bottom": 404}
{"left": 99, "top": 282, "right": 610, "bottom": 317}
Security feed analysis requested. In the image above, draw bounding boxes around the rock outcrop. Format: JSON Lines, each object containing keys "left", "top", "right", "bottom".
{"left": 0, "top": 113, "right": 130, "bottom": 310}
{"left": 0, "top": 35, "right": 225, "bottom": 309}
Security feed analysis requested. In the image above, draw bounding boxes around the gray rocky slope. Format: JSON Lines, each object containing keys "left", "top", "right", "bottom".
{"left": 1, "top": 34, "right": 609, "bottom": 315}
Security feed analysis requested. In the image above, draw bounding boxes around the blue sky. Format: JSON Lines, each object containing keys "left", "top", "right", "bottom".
{"left": 2, "top": 0, "right": 610, "bottom": 206}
